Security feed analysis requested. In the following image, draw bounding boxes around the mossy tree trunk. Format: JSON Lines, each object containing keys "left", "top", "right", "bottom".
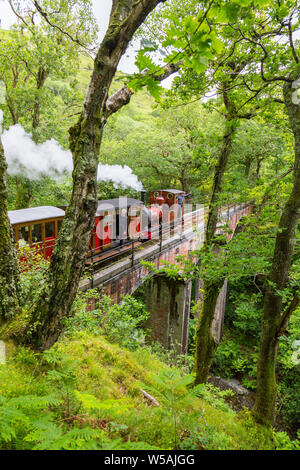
{"left": 194, "top": 102, "right": 236, "bottom": 384}
{"left": 253, "top": 74, "right": 300, "bottom": 426}
{"left": 0, "top": 135, "right": 21, "bottom": 321}
{"left": 194, "top": 278, "right": 223, "bottom": 384}
{"left": 23, "top": 0, "right": 167, "bottom": 350}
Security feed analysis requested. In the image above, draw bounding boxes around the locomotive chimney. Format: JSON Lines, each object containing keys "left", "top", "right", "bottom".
{"left": 141, "top": 190, "right": 146, "bottom": 204}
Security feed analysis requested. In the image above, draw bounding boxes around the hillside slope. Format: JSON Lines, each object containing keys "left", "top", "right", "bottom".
{"left": 0, "top": 332, "right": 287, "bottom": 450}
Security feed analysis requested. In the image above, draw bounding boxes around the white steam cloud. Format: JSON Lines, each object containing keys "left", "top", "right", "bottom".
{"left": 0, "top": 113, "right": 143, "bottom": 191}
{"left": 98, "top": 164, "right": 142, "bottom": 191}
{"left": 2, "top": 123, "right": 73, "bottom": 177}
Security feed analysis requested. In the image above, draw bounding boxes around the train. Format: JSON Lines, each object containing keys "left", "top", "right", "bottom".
{"left": 8, "top": 189, "right": 188, "bottom": 261}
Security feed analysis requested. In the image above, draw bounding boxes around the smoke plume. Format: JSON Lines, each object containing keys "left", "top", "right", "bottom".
{"left": 0, "top": 113, "right": 142, "bottom": 191}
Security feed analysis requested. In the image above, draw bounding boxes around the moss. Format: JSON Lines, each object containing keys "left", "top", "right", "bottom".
{"left": 194, "top": 279, "right": 222, "bottom": 384}
{"left": 0, "top": 310, "right": 31, "bottom": 342}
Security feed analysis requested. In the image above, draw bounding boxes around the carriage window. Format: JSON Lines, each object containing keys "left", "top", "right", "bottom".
{"left": 31, "top": 224, "right": 42, "bottom": 243}
{"left": 57, "top": 220, "right": 63, "bottom": 233}
{"left": 45, "top": 222, "right": 54, "bottom": 238}
{"left": 129, "top": 207, "right": 140, "bottom": 218}
{"left": 19, "top": 226, "right": 30, "bottom": 246}
{"left": 104, "top": 211, "right": 113, "bottom": 223}
{"left": 167, "top": 193, "right": 173, "bottom": 200}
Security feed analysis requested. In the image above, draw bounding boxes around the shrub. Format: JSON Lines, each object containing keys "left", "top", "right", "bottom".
{"left": 63, "top": 291, "right": 150, "bottom": 351}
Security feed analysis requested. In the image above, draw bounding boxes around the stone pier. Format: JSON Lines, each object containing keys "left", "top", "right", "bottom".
{"left": 144, "top": 275, "right": 192, "bottom": 354}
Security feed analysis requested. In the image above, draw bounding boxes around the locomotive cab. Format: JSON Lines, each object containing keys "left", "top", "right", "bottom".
{"left": 149, "top": 189, "right": 186, "bottom": 223}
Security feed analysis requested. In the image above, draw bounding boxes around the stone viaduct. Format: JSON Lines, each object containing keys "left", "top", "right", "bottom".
{"left": 80, "top": 205, "right": 251, "bottom": 354}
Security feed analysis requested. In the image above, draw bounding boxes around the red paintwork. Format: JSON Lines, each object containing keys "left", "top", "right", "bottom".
{"left": 149, "top": 190, "right": 184, "bottom": 224}
{"left": 45, "top": 222, "right": 56, "bottom": 259}
{"left": 15, "top": 190, "right": 185, "bottom": 263}
{"left": 94, "top": 214, "right": 113, "bottom": 252}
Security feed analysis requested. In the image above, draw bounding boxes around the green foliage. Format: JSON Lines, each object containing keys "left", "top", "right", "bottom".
{"left": 0, "top": 393, "right": 60, "bottom": 449}
{"left": 141, "top": 260, "right": 183, "bottom": 281}
{"left": 0, "top": 1, "right": 97, "bottom": 139}
{"left": 63, "top": 291, "right": 150, "bottom": 351}
{"left": 212, "top": 280, "right": 300, "bottom": 430}
{"left": 0, "top": 2, "right": 98, "bottom": 210}
{"left": 18, "top": 248, "right": 49, "bottom": 308}
{"left": 62, "top": 290, "right": 111, "bottom": 336}
{"left": 272, "top": 431, "right": 300, "bottom": 450}
{"left": 277, "top": 309, "right": 300, "bottom": 430}
{"left": 101, "top": 296, "right": 150, "bottom": 351}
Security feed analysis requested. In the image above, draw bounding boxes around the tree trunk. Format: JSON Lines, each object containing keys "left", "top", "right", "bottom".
{"left": 0, "top": 135, "right": 21, "bottom": 322}
{"left": 253, "top": 75, "right": 300, "bottom": 426}
{"left": 244, "top": 156, "right": 251, "bottom": 178}
{"left": 24, "top": 0, "right": 166, "bottom": 350}
{"left": 194, "top": 278, "right": 223, "bottom": 384}
{"left": 15, "top": 177, "right": 33, "bottom": 209}
{"left": 6, "top": 94, "right": 19, "bottom": 125}
{"left": 32, "top": 66, "right": 48, "bottom": 142}
{"left": 194, "top": 106, "right": 236, "bottom": 384}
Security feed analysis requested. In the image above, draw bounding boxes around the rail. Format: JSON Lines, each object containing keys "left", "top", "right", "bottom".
{"left": 85, "top": 204, "right": 249, "bottom": 285}
{"left": 85, "top": 208, "right": 205, "bottom": 284}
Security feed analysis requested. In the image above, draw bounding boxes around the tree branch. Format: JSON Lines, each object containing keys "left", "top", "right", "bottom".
{"left": 103, "top": 62, "right": 181, "bottom": 119}
{"left": 288, "top": 14, "right": 299, "bottom": 64}
{"left": 8, "top": 0, "right": 30, "bottom": 29}
{"left": 228, "top": 23, "right": 292, "bottom": 83}
{"left": 257, "top": 166, "right": 294, "bottom": 215}
{"left": 33, "top": 0, "right": 94, "bottom": 52}
{"left": 276, "top": 292, "right": 299, "bottom": 338}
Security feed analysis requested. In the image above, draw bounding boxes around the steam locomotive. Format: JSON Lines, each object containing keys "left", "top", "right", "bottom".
{"left": 8, "top": 189, "right": 187, "bottom": 261}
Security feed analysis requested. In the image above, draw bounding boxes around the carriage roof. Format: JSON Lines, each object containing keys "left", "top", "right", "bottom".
{"left": 160, "top": 189, "right": 185, "bottom": 194}
{"left": 8, "top": 206, "right": 65, "bottom": 226}
{"left": 96, "top": 198, "right": 144, "bottom": 215}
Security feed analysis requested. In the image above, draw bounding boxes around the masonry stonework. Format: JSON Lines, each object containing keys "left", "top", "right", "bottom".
{"left": 144, "top": 276, "right": 192, "bottom": 354}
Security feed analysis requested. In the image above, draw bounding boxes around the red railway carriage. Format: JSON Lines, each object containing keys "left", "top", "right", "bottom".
{"left": 89, "top": 197, "right": 146, "bottom": 256}
{"left": 8, "top": 206, "right": 65, "bottom": 259}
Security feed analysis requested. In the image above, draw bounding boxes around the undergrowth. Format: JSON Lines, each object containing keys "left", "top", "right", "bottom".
{"left": 1, "top": 286, "right": 299, "bottom": 450}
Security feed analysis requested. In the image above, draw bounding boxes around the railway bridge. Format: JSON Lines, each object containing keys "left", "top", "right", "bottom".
{"left": 80, "top": 204, "right": 251, "bottom": 354}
